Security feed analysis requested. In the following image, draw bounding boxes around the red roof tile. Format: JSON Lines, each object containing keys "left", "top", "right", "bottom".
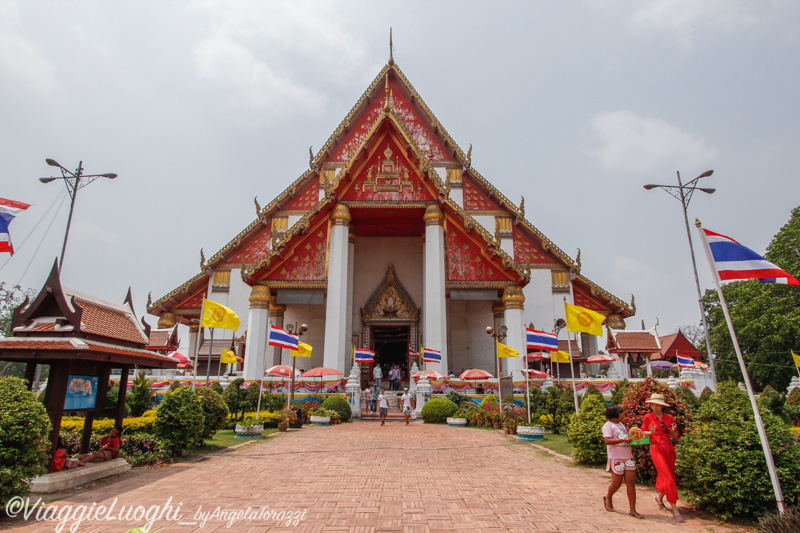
{"left": 74, "top": 297, "right": 148, "bottom": 345}
{"left": 611, "top": 331, "right": 660, "bottom": 353}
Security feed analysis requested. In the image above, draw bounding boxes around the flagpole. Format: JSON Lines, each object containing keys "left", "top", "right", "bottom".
{"left": 696, "top": 219, "right": 785, "bottom": 515}
{"left": 206, "top": 327, "right": 214, "bottom": 386}
{"left": 525, "top": 359, "right": 531, "bottom": 424}
{"left": 192, "top": 320, "right": 200, "bottom": 393}
{"left": 568, "top": 332, "right": 579, "bottom": 414}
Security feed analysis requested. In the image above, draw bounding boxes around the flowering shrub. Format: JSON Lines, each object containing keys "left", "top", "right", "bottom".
{"left": 61, "top": 411, "right": 157, "bottom": 435}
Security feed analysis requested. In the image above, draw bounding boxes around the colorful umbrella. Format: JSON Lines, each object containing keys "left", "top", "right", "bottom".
{"left": 459, "top": 369, "right": 494, "bottom": 381}
{"left": 412, "top": 370, "right": 447, "bottom": 381}
{"left": 586, "top": 354, "right": 618, "bottom": 363}
{"left": 522, "top": 369, "right": 551, "bottom": 379}
{"left": 525, "top": 352, "right": 550, "bottom": 361}
{"left": 265, "top": 364, "right": 301, "bottom": 378}
{"left": 694, "top": 361, "right": 710, "bottom": 370}
{"left": 650, "top": 360, "right": 675, "bottom": 369}
{"left": 167, "top": 351, "right": 190, "bottom": 363}
{"left": 301, "top": 367, "right": 345, "bottom": 378}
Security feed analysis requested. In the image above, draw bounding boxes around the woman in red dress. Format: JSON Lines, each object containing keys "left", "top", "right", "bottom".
{"left": 642, "top": 393, "right": 683, "bottom": 523}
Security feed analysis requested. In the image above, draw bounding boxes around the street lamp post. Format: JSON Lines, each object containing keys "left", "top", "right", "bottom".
{"left": 643, "top": 170, "right": 717, "bottom": 385}
{"left": 485, "top": 325, "right": 507, "bottom": 412}
{"left": 40, "top": 159, "right": 117, "bottom": 268}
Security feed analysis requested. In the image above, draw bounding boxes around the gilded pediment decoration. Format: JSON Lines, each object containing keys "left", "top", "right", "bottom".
{"left": 361, "top": 264, "right": 419, "bottom": 323}
{"left": 362, "top": 145, "right": 414, "bottom": 193}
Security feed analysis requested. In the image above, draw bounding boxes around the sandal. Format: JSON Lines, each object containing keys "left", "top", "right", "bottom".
{"left": 674, "top": 514, "right": 684, "bottom": 523}
{"left": 654, "top": 495, "right": 668, "bottom": 511}
{"left": 603, "top": 496, "right": 614, "bottom": 512}
{"left": 629, "top": 512, "right": 644, "bottom": 519}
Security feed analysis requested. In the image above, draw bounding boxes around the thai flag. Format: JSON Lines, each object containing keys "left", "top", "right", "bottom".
{"left": 676, "top": 353, "right": 695, "bottom": 369}
{"left": 408, "top": 347, "right": 421, "bottom": 357}
{"left": 354, "top": 349, "right": 374, "bottom": 363}
{"left": 702, "top": 228, "right": 798, "bottom": 285}
{"left": 526, "top": 328, "right": 558, "bottom": 352}
{"left": 423, "top": 348, "right": 441, "bottom": 363}
{"left": 0, "top": 197, "right": 31, "bottom": 256}
{"left": 268, "top": 324, "right": 299, "bottom": 350}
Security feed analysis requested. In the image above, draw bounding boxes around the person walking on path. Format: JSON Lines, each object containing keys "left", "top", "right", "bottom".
{"left": 392, "top": 365, "right": 400, "bottom": 390}
{"left": 401, "top": 387, "right": 413, "bottom": 425}
{"left": 601, "top": 405, "right": 642, "bottom": 519}
{"left": 370, "top": 385, "right": 379, "bottom": 412}
{"left": 378, "top": 388, "right": 389, "bottom": 426}
{"left": 642, "top": 393, "right": 683, "bottom": 523}
{"left": 373, "top": 364, "right": 383, "bottom": 390}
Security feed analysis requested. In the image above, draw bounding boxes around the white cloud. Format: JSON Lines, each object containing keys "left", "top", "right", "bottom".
{"left": 587, "top": 110, "right": 718, "bottom": 175}
{"left": 0, "top": 0, "right": 54, "bottom": 94}
{"left": 194, "top": 35, "right": 327, "bottom": 115}
{"left": 629, "top": 0, "right": 759, "bottom": 47}
{"left": 72, "top": 221, "right": 121, "bottom": 247}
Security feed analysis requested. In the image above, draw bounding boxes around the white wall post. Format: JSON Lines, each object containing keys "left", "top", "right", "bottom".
{"left": 423, "top": 205, "right": 448, "bottom": 373}
{"left": 242, "top": 285, "right": 272, "bottom": 380}
{"left": 323, "top": 204, "right": 351, "bottom": 372}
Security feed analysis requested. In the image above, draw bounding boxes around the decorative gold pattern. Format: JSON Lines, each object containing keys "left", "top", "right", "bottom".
{"left": 495, "top": 216, "right": 512, "bottom": 240}
{"left": 423, "top": 204, "right": 444, "bottom": 225}
{"left": 361, "top": 264, "right": 419, "bottom": 323}
{"left": 361, "top": 145, "right": 414, "bottom": 192}
{"left": 502, "top": 285, "right": 525, "bottom": 307}
{"left": 551, "top": 270, "right": 570, "bottom": 293}
{"left": 248, "top": 284, "right": 273, "bottom": 304}
{"left": 158, "top": 312, "right": 176, "bottom": 328}
{"left": 331, "top": 203, "right": 351, "bottom": 225}
{"left": 212, "top": 269, "right": 231, "bottom": 291}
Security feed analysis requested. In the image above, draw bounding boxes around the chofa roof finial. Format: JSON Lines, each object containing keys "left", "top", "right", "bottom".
{"left": 389, "top": 28, "right": 394, "bottom": 65}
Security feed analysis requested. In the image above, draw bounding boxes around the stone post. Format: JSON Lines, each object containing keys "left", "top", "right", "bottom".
{"left": 409, "top": 361, "right": 419, "bottom": 395}
{"left": 423, "top": 205, "right": 448, "bottom": 372}
{"left": 415, "top": 373, "right": 431, "bottom": 417}
{"left": 346, "top": 364, "right": 361, "bottom": 419}
{"left": 787, "top": 376, "right": 800, "bottom": 395}
{"left": 323, "top": 204, "right": 351, "bottom": 372}
{"left": 242, "top": 284, "right": 272, "bottom": 380}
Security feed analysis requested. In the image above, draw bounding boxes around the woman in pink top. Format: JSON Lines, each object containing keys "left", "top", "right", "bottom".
{"left": 602, "top": 405, "right": 642, "bottom": 519}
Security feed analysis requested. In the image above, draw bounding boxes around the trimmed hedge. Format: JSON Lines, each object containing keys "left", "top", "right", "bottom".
{"left": 420, "top": 398, "right": 458, "bottom": 423}
{"left": 567, "top": 394, "right": 608, "bottom": 464}
{"left": 154, "top": 387, "right": 205, "bottom": 455}
{"left": 60, "top": 410, "right": 157, "bottom": 435}
{"left": 321, "top": 395, "right": 352, "bottom": 422}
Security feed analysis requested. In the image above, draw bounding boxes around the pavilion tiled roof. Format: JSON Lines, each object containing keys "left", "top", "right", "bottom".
{"left": 0, "top": 336, "right": 178, "bottom": 367}
{"left": 608, "top": 329, "right": 661, "bottom": 354}
{"left": 71, "top": 297, "right": 148, "bottom": 345}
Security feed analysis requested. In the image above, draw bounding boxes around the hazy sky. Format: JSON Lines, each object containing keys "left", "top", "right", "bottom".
{"left": 2, "top": 1, "right": 799, "bottom": 343}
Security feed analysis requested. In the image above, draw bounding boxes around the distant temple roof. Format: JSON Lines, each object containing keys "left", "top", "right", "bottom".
{"left": 607, "top": 328, "right": 661, "bottom": 354}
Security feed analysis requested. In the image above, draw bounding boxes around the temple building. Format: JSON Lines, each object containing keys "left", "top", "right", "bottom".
{"left": 148, "top": 56, "right": 634, "bottom": 383}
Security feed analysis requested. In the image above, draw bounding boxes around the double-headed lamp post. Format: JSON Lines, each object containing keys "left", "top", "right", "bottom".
{"left": 486, "top": 325, "right": 507, "bottom": 410}
{"left": 643, "top": 170, "right": 717, "bottom": 384}
{"left": 40, "top": 159, "right": 117, "bottom": 268}
{"left": 286, "top": 323, "right": 308, "bottom": 407}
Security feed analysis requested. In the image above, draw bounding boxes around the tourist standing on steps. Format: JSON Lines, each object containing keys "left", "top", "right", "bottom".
{"left": 378, "top": 388, "right": 389, "bottom": 425}
{"left": 393, "top": 365, "right": 400, "bottom": 390}
{"left": 601, "top": 405, "right": 642, "bottom": 519}
{"left": 370, "top": 384, "right": 379, "bottom": 412}
{"left": 643, "top": 393, "right": 683, "bottom": 523}
{"left": 373, "top": 364, "right": 383, "bottom": 390}
{"left": 401, "top": 387, "right": 413, "bottom": 425}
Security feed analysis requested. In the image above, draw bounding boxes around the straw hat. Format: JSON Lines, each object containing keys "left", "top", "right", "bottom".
{"left": 645, "top": 393, "right": 670, "bottom": 407}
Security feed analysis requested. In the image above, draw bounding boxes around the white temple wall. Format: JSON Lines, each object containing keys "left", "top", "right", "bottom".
{"left": 447, "top": 299, "right": 496, "bottom": 374}
{"left": 350, "top": 236, "right": 424, "bottom": 342}
{"left": 281, "top": 304, "right": 327, "bottom": 371}
{"left": 523, "top": 269, "right": 563, "bottom": 332}
{"left": 473, "top": 215, "right": 495, "bottom": 235}
{"left": 205, "top": 270, "right": 250, "bottom": 343}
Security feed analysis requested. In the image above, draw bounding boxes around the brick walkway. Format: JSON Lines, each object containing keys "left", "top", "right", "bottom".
{"left": 6, "top": 422, "right": 753, "bottom": 532}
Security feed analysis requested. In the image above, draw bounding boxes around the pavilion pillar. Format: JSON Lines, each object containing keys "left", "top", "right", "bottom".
{"left": 423, "top": 205, "right": 448, "bottom": 373}
{"left": 269, "top": 303, "right": 286, "bottom": 367}
{"left": 242, "top": 285, "right": 272, "bottom": 380}
{"left": 502, "top": 286, "right": 526, "bottom": 377}
{"left": 323, "top": 204, "right": 351, "bottom": 372}
{"left": 43, "top": 360, "right": 71, "bottom": 473}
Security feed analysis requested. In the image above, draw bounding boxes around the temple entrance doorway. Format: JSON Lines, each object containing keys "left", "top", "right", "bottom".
{"left": 370, "top": 325, "right": 409, "bottom": 388}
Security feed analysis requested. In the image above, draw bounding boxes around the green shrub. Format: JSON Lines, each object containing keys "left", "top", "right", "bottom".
{"left": 420, "top": 398, "right": 458, "bottom": 423}
{"left": 676, "top": 381, "right": 800, "bottom": 518}
{"left": 758, "top": 386, "right": 789, "bottom": 423}
{"left": 168, "top": 380, "right": 182, "bottom": 391}
{"left": 0, "top": 376, "right": 51, "bottom": 507}
{"left": 196, "top": 388, "right": 230, "bottom": 440}
{"left": 479, "top": 394, "right": 498, "bottom": 409}
{"left": 698, "top": 386, "right": 715, "bottom": 403}
{"left": 445, "top": 391, "right": 466, "bottom": 407}
{"left": 583, "top": 385, "right": 604, "bottom": 399}
{"left": 675, "top": 385, "right": 700, "bottom": 413}
{"left": 60, "top": 411, "right": 156, "bottom": 435}
{"left": 786, "top": 387, "right": 800, "bottom": 424}
{"left": 222, "top": 378, "right": 248, "bottom": 421}
{"left": 321, "top": 395, "right": 352, "bottom": 422}
{"left": 127, "top": 373, "right": 154, "bottom": 417}
{"left": 567, "top": 395, "right": 608, "bottom": 464}
{"left": 154, "top": 386, "right": 205, "bottom": 456}
{"left": 610, "top": 380, "right": 630, "bottom": 406}
{"left": 244, "top": 382, "right": 262, "bottom": 412}
{"left": 542, "top": 386, "right": 572, "bottom": 434}
{"left": 620, "top": 377, "right": 692, "bottom": 484}
{"left": 208, "top": 381, "right": 224, "bottom": 395}
{"left": 758, "top": 505, "right": 800, "bottom": 533}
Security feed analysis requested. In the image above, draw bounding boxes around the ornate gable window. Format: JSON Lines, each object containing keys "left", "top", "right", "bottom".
{"left": 360, "top": 264, "right": 420, "bottom": 349}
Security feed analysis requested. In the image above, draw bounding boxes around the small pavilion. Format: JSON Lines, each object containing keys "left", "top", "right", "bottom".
{"left": 0, "top": 261, "right": 177, "bottom": 471}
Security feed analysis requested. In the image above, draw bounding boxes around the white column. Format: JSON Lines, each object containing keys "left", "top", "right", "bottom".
{"left": 242, "top": 285, "right": 272, "bottom": 380}
{"left": 268, "top": 304, "right": 285, "bottom": 367}
{"left": 344, "top": 230, "right": 355, "bottom": 376}
{"left": 323, "top": 204, "right": 351, "bottom": 372}
{"left": 502, "top": 286, "right": 526, "bottom": 377}
{"left": 423, "top": 205, "right": 448, "bottom": 372}
{"left": 415, "top": 373, "right": 431, "bottom": 416}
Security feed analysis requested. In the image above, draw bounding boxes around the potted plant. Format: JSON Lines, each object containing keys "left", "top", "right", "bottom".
{"left": 279, "top": 408, "right": 297, "bottom": 431}
{"left": 468, "top": 411, "right": 479, "bottom": 426}
{"left": 309, "top": 407, "right": 331, "bottom": 426}
{"left": 517, "top": 422, "right": 546, "bottom": 441}
{"left": 330, "top": 410, "right": 342, "bottom": 425}
{"left": 492, "top": 412, "right": 502, "bottom": 429}
{"left": 447, "top": 408, "right": 469, "bottom": 427}
{"left": 502, "top": 415, "right": 517, "bottom": 435}
{"left": 235, "top": 416, "right": 265, "bottom": 438}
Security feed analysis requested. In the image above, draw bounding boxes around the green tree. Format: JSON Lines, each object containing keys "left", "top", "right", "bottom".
{"left": 222, "top": 378, "right": 248, "bottom": 421}
{"left": 702, "top": 206, "right": 800, "bottom": 392}
{"left": 195, "top": 388, "right": 229, "bottom": 441}
{"left": 0, "top": 376, "right": 52, "bottom": 507}
{"left": 0, "top": 283, "right": 37, "bottom": 378}
{"left": 567, "top": 394, "right": 607, "bottom": 464}
{"left": 154, "top": 386, "right": 205, "bottom": 455}
{"left": 127, "top": 373, "right": 154, "bottom": 417}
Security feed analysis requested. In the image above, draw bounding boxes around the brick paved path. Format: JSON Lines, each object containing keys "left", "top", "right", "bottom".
{"left": 6, "top": 422, "right": 752, "bottom": 532}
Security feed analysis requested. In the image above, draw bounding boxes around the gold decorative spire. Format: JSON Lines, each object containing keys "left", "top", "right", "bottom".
{"left": 309, "top": 146, "right": 314, "bottom": 168}
{"left": 576, "top": 248, "right": 581, "bottom": 272}
{"left": 200, "top": 248, "right": 205, "bottom": 270}
{"left": 254, "top": 196, "right": 261, "bottom": 217}
{"left": 389, "top": 28, "right": 394, "bottom": 66}
{"left": 519, "top": 196, "right": 525, "bottom": 218}
{"left": 383, "top": 74, "right": 393, "bottom": 113}
{"left": 466, "top": 143, "right": 472, "bottom": 167}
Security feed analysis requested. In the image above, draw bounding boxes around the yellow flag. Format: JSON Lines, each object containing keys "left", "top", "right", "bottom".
{"left": 564, "top": 302, "right": 605, "bottom": 337}
{"left": 551, "top": 350, "right": 571, "bottom": 363}
{"left": 294, "top": 341, "right": 313, "bottom": 358}
{"left": 201, "top": 299, "right": 241, "bottom": 330}
{"left": 220, "top": 349, "right": 240, "bottom": 364}
{"left": 792, "top": 351, "right": 800, "bottom": 368}
{"left": 497, "top": 342, "right": 519, "bottom": 358}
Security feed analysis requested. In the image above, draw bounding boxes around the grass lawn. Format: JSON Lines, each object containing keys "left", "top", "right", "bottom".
{"left": 532, "top": 431, "right": 573, "bottom": 457}
{"left": 196, "top": 428, "right": 278, "bottom": 453}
